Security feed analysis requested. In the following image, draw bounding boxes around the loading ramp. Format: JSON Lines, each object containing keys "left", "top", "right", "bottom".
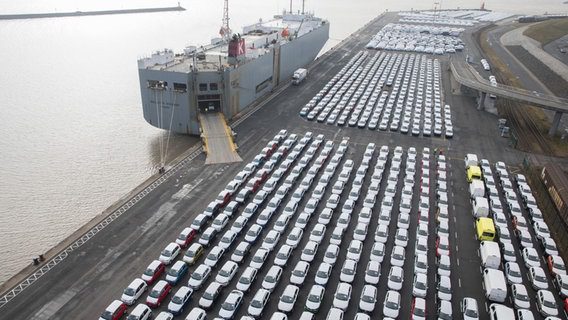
{"left": 199, "top": 112, "right": 242, "bottom": 164}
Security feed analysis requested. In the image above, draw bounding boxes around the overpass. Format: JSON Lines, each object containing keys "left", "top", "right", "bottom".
{"left": 450, "top": 57, "right": 568, "bottom": 135}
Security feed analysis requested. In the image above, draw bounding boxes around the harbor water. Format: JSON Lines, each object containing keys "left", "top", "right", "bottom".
{"left": 0, "top": 0, "right": 565, "bottom": 285}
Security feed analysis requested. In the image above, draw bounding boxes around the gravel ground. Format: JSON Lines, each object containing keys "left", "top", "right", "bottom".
{"left": 506, "top": 45, "right": 568, "bottom": 133}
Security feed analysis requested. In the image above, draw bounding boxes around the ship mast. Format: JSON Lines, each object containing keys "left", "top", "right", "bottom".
{"left": 220, "top": 0, "right": 232, "bottom": 42}
{"left": 302, "top": 0, "right": 305, "bottom": 14}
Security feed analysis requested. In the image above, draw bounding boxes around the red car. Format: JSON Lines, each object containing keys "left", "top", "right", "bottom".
{"left": 99, "top": 300, "right": 127, "bottom": 320}
{"left": 564, "top": 298, "right": 568, "bottom": 314}
{"left": 146, "top": 280, "right": 171, "bottom": 308}
{"left": 175, "top": 227, "right": 197, "bottom": 248}
{"left": 141, "top": 260, "right": 165, "bottom": 285}
{"left": 246, "top": 178, "right": 262, "bottom": 193}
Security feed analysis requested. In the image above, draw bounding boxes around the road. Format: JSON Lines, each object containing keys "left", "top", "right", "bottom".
{"left": 1, "top": 11, "right": 567, "bottom": 320}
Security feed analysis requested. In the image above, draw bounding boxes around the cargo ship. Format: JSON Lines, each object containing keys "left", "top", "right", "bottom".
{"left": 137, "top": 6, "right": 329, "bottom": 135}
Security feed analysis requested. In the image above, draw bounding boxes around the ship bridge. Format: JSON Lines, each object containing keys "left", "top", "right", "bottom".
{"left": 199, "top": 112, "right": 242, "bottom": 164}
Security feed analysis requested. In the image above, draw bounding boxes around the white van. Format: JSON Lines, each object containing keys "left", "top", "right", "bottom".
{"left": 472, "top": 197, "right": 489, "bottom": 218}
{"left": 464, "top": 154, "right": 478, "bottom": 169}
{"left": 483, "top": 268, "right": 507, "bottom": 302}
{"left": 480, "top": 241, "right": 501, "bottom": 269}
{"left": 488, "top": 303, "right": 515, "bottom": 320}
{"left": 469, "top": 180, "right": 485, "bottom": 199}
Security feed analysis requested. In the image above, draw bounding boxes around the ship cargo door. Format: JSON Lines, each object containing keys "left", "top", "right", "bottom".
{"left": 197, "top": 94, "right": 221, "bottom": 112}
{"left": 272, "top": 43, "right": 281, "bottom": 87}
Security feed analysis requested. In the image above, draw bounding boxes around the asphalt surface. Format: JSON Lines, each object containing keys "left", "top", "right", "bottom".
{"left": 1, "top": 12, "right": 567, "bottom": 320}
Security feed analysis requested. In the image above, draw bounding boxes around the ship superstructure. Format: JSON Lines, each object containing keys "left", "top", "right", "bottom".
{"left": 138, "top": 10, "right": 329, "bottom": 135}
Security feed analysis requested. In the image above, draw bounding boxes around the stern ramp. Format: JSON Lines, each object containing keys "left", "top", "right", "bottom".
{"left": 199, "top": 112, "right": 242, "bottom": 164}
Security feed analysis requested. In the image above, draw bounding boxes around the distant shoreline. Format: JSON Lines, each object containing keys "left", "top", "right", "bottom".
{"left": 0, "top": 6, "right": 185, "bottom": 20}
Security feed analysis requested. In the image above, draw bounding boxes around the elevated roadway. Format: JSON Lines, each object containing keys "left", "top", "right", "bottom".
{"left": 450, "top": 57, "right": 568, "bottom": 135}
{"left": 199, "top": 112, "right": 242, "bottom": 164}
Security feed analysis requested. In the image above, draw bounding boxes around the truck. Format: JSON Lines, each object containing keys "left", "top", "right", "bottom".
{"left": 483, "top": 268, "right": 508, "bottom": 302}
{"left": 469, "top": 180, "right": 485, "bottom": 198}
{"left": 480, "top": 241, "right": 501, "bottom": 269}
{"left": 292, "top": 68, "right": 307, "bottom": 85}
{"left": 472, "top": 196, "right": 489, "bottom": 218}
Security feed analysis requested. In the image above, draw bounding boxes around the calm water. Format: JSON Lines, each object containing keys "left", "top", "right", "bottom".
{"left": 0, "top": 0, "right": 565, "bottom": 285}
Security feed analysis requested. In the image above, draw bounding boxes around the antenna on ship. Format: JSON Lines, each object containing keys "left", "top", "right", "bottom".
{"left": 219, "top": 0, "right": 232, "bottom": 42}
{"left": 289, "top": 0, "right": 293, "bottom": 14}
{"left": 302, "top": 0, "right": 305, "bottom": 14}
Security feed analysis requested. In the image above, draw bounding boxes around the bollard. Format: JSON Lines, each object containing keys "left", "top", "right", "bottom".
{"left": 33, "top": 258, "right": 39, "bottom": 265}
{"left": 39, "top": 254, "right": 45, "bottom": 262}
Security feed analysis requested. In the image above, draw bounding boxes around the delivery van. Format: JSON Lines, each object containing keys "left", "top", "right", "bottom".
{"left": 480, "top": 241, "right": 501, "bottom": 269}
{"left": 476, "top": 217, "right": 495, "bottom": 241}
{"left": 483, "top": 268, "right": 507, "bottom": 302}
{"left": 467, "top": 166, "right": 482, "bottom": 182}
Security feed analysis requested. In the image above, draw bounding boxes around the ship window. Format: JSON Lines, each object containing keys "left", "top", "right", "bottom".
{"left": 199, "top": 83, "right": 208, "bottom": 91}
{"left": 209, "top": 83, "right": 218, "bottom": 91}
{"left": 174, "top": 83, "right": 187, "bottom": 92}
{"left": 148, "top": 80, "right": 168, "bottom": 89}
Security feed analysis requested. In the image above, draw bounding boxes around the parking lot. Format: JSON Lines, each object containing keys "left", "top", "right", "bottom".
{"left": 99, "top": 123, "right": 567, "bottom": 320}
{"left": 300, "top": 51, "right": 454, "bottom": 139}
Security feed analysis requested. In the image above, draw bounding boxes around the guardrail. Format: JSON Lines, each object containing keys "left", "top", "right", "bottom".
{"left": 450, "top": 58, "right": 568, "bottom": 112}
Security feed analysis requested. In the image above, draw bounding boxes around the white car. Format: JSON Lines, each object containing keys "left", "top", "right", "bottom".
{"left": 413, "top": 253, "right": 428, "bottom": 275}
{"left": 199, "top": 281, "right": 222, "bottom": 309}
{"left": 286, "top": 227, "right": 303, "bottom": 248}
{"left": 314, "top": 262, "right": 332, "bottom": 286}
{"left": 159, "top": 243, "right": 181, "bottom": 265}
{"left": 413, "top": 273, "right": 428, "bottom": 298}
{"left": 261, "top": 230, "right": 281, "bottom": 252}
{"left": 278, "top": 285, "right": 299, "bottom": 313}
{"left": 387, "top": 266, "right": 404, "bottom": 290}
{"left": 374, "top": 224, "right": 388, "bottom": 243}
{"left": 438, "top": 255, "right": 451, "bottom": 277}
{"left": 231, "top": 241, "right": 250, "bottom": 264}
{"left": 522, "top": 248, "right": 541, "bottom": 268}
{"left": 204, "top": 246, "right": 225, "bottom": 268}
{"left": 236, "top": 267, "right": 257, "bottom": 292}
{"left": 121, "top": 278, "right": 147, "bottom": 305}
{"left": 295, "top": 213, "right": 311, "bottom": 230}
{"left": 323, "top": 244, "right": 340, "bottom": 266}
{"left": 359, "top": 285, "right": 377, "bottom": 313}
{"left": 318, "top": 208, "right": 333, "bottom": 225}
{"left": 248, "top": 288, "right": 270, "bottom": 318}
{"left": 333, "top": 282, "right": 352, "bottom": 311}
{"left": 336, "top": 213, "right": 351, "bottom": 230}
{"left": 244, "top": 224, "right": 263, "bottom": 243}
{"left": 394, "top": 229, "right": 409, "bottom": 247}
{"left": 505, "top": 262, "right": 523, "bottom": 284}
{"left": 437, "top": 275, "right": 452, "bottom": 301}
{"left": 219, "top": 290, "right": 243, "bottom": 319}
{"left": 187, "top": 264, "right": 211, "bottom": 290}
{"left": 511, "top": 283, "right": 531, "bottom": 309}
{"left": 536, "top": 289, "right": 558, "bottom": 317}
{"left": 301, "top": 241, "right": 319, "bottom": 262}
{"left": 365, "top": 260, "right": 381, "bottom": 284}
{"left": 390, "top": 245, "right": 405, "bottom": 267}
{"left": 211, "top": 214, "right": 229, "bottom": 232}
{"left": 273, "top": 214, "right": 292, "bottom": 233}
{"left": 230, "top": 216, "right": 249, "bottom": 235}
{"left": 383, "top": 290, "right": 401, "bottom": 318}
{"left": 346, "top": 240, "right": 363, "bottom": 262}
{"left": 461, "top": 297, "right": 479, "bottom": 320}
{"left": 353, "top": 223, "right": 368, "bottom": 241}
{"left": 397, "top": 213, "right": 410, "bottom": 229}
{"left": 358, "top": 207, "right": 372, "bottom": 225}
{"left": 216, "top": 261, "right": 239, "bottom": 286}
{"left": 370, "top": 242, "right": 385, "bottom": 263}
{"left": 290, "top": 260, "right": 310, "bottom": 286}
{"left": 274, "top": 245, "right": 293, "bottom": 266}
{"left": 309, "top": 224, "right": 326, "bottom": 244}
{"left": 167, "top": 286, "right": 193, "bottom": 315}
{"left": 329, "top": 226, "right": 345, "bottom": 246}
{"left": 340, "top": 259, "right": 357, "bottom": 283}
{"left": 412, "top": 297, "right": 427, "bottom": 320}
{"left": 249, "top": 248, "right": 269, "bottom": 269}
{"left": 219, "top": 230, "right": 238, "bottom": 250}
{"left": 529, "top": 266, "right": 549, "bottom": 290}
{"left": 262, "top": 266, "right": 283, "bottom": 292}
{"left": 305, "top": 285, "right": 325, "bottom": 313}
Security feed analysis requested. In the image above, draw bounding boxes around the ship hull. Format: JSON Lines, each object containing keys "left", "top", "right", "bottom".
{"left": 138, "top": 21, "right": 329, "bottom": 135}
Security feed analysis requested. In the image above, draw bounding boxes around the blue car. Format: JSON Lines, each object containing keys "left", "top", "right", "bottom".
{"left": 165, "top": 261, "right": 188, "bottom": 286}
